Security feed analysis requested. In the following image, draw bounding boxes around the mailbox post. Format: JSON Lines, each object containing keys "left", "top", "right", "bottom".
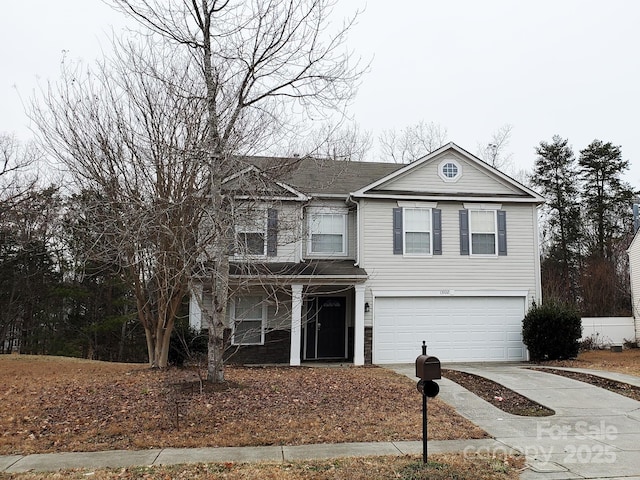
{"left": 415, "top": 341, "right": 441, "bottom": 463}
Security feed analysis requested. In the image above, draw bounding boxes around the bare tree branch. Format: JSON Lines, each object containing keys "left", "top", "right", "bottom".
{"left": 34, "top": 0, "right": 365, "bottom": 380}
{"left": 378, "top": 121, "right": 447, "bottom": 163}
{"left": 477, "top": 124, "right": 514, "bottom": 170}
{"left": 0, "top": 133, "right": 40, "bottom": 216}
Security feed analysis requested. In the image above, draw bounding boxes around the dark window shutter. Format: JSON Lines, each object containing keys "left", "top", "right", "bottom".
{"left": 497, "top": 210, "right": 507, "bottom": 256}
{"left": 393, "top": 207, "right": 403, "bottom": 255}
{"left": 267, "top": 208, "right": 278, "bottom": 257}
{"left": 459, "top": 209, "right": 469, "bottom": 255}
{"left": 432, "top": 208, "right": 442, "bottom": 255}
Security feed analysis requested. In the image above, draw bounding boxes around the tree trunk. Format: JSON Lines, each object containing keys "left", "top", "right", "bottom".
{"left": 158, "top": 330, "right": 171, "bottom": 368}
{"left": 207, "top": 315, "right": 225, "bottom": 383}
{"left": 118, "top": 319, "right": 127, "bottom": 362}
{"left": 150, "top": 322, "right": 172, "bottom": 369}
{"left": 208, "top": 252, "right": 230, "bottom": 383}
{"left": 144, "top": 327, "right": 156, "bottom": 368}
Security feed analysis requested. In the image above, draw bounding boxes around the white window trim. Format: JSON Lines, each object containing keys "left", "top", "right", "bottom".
{"left": 403, "top": 207, "right": 433, "bottom": 257}
{"left": 438, "top": 158, "right": 462, "bottom": 182}
{"left": 234, "top": 207, "right": 267, "bottom": 258}
{"left": 306, "top": 207, "right": 348, "bottom": 256}
{"left": 231, "top": 296, "right": 266, "bottom": 346}
{"left": 397, "top": 201, "right": 438, "bottom": 208}
{"left": 463, "top": 203, "right": 502, "bottom": 210}
{"left": 468, "top": 209, "right": 498, "bottom": 257}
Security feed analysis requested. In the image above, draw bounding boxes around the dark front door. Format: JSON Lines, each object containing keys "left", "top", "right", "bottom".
{"left": 305, "top": 297, "right": 346, "bottom": 360}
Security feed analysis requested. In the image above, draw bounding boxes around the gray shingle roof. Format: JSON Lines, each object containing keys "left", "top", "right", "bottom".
{"left": 245, "top": 156, "right": 403, "bottom": 196}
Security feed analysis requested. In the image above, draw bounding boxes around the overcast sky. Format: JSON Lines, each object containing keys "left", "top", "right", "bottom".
{"left": 2, "top": 1, "right": 640, "bottom": 187}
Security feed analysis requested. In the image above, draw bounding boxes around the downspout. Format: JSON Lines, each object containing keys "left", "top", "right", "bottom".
{"left": 533, "top": 204, "right": 543, "bottom": 306}
{"left": 347, "top": 194, "right": 361, "bottom": 266}
{"left": 299, "top": 198, "right": 311, "bottom": 263}
{"left": 299, "top": 202, "right": 304, "bottom": 262}
{"left": 627, "top": 240, "right": 638, "bottom": 343}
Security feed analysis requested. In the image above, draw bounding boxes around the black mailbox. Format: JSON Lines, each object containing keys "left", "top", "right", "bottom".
{"left": 417, "top": 379, "right": 440, "bottom": 398}
{"left": 416, "top": 342, "right": 440, "bottom": 464}
{"left": 415, "top": 354, "right": 441, "bottom": 381}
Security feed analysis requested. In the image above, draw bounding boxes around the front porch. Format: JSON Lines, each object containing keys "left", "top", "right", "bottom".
{"left": 190, "top": 261, "right": 368, "bottom": 366}
{"left": 290, "top": 284, "right": 366, "bottom": 365}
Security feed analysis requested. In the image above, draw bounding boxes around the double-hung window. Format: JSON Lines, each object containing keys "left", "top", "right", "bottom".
{"left": 403, "top": 208, "right": 432, "bottom": 255}
{"left": 308, "top": 211, "right": 347, "bottom": 255}
{"left": 232, "top": 296, "right": 265, "bottom": 345}
{"left": 236, "top": 209, "right": 266, "bottom": 256}
{"left": 393, "top": 205, "right": 442, "bottom": 256}
{"left": 470, "top": 210, "right": 497, "bottom": 255}
{"left": 459, "top": 206, "right": 507, "bottom": 256}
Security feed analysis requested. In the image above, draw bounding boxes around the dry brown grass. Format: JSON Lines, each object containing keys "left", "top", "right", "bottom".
{"left": 543, "top": 348, "right": 640, "bottom": 376}
{"left": 0, "top": 355, "right": 486, "bottom": 456}
{"left": 0, "top": 453, "right": 525, "bottom": 480}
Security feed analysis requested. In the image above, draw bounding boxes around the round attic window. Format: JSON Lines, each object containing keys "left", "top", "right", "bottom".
{"left": 438, "top": 159, "right": 462, "bottom": 182}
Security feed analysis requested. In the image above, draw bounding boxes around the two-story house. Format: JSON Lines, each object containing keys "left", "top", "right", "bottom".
{"left": 189, "top": 142, "right": 544, "bottom": 364}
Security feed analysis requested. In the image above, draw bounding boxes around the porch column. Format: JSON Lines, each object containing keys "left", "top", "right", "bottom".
{"left": 188, "top": 284, "right": 203, "bottom": 330}
{"left": 290, "top": 284, "right": 303, "bottom": 366}
{"left": 354, "top": 284, "right": 365, "bottom": 365}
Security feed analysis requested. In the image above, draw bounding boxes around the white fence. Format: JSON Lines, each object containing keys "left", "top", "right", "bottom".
{"left": 581, "top": 317, "right": 637, "bottom": 346}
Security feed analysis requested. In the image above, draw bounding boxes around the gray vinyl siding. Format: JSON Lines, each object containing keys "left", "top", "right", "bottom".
{"left": 633, "top": 235, "right": 640, "bottom": 340}
{"left": 198, "top": 201, "right": 302, "bottom": 263}
{"left": 627, "top": 234, "right": 640, "bottom": 321}
{"left": 268, "top": 203, "right": 302, "bottom": 263}
{"left": 378, "top": 153, "right": 520, "bottom": 195}
{"left": 231, "top": 202, "right": 302, "bottom": 263}
{"left": 360, "top": 198, "right": 538, "bottom": 327}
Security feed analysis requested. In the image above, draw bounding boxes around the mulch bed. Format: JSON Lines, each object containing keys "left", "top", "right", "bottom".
{"left": 442, "top": 369, "right": 554, "bottom": 417}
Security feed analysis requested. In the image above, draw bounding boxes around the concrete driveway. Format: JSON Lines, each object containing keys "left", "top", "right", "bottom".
{"left": 390, "top": 363, "right": 640, "bottom": 480}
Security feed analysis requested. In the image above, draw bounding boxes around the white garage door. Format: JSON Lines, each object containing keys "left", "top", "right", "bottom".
{"left": 373, "top": 296, "right": 527, "bottom": 364}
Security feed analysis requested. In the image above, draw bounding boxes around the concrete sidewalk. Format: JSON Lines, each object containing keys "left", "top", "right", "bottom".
{"left": 390, "top": 364, "right": 640, "bottom": 480}
{"left": 0, "top": 439, "right": 499, "bottom": 473}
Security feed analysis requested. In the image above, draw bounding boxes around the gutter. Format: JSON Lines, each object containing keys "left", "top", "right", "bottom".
{"left": 352, "top": 192, "right": 544, "bottom": 204}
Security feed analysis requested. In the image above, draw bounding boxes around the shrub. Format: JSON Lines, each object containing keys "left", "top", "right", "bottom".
{"left": 522, "top": 300, "right": 582, "bottom": 362}
{"left": 169, "top": 318, "right": 208, "bottom": 367}
{"left": 578, "top": 332, "right": 610, "bottom": 351}
{"left": 623, "top": 338, "right": 639, "bottom": 349}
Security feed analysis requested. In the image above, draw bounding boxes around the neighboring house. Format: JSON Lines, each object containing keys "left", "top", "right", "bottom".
{"left": 625, "top": 230, "right": 640, "bottom": 345}
{"left": 189, "top": 142, "right": 544, "bottom": 364}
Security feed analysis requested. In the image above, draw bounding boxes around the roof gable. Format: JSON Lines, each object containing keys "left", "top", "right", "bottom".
{"left": 223, "top": 165, "right": 309, "bottom": 201}
{"left": 351, "top": 143, "right": 544, "bottom": 203}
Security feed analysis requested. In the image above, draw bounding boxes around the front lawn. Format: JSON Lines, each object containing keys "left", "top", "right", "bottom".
{"left": 544, "top": 348, "right": 640, "bottom": 376}
{"left": 0, "top": 355, "right": 486, "bottom": 455}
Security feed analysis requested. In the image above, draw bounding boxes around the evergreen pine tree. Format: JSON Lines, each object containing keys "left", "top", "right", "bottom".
{"left": 578, "top": 140, "right": 636, "bottom": 259}
{"left": 532, "top": 135, "right": 581, "bottom": 303}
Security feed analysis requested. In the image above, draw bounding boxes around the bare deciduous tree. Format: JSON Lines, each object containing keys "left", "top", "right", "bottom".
{"left": 111, "top": 0, "right": 364, "bottom": 383}
{"left": 0, "top": 133, "right": 39, "bottom": 215}
{"left": 32, "top": 41, "right": 212, "bottom": 369}
{"left": 378, "top": 121, "right": 448, "bottom": 163}
{"left": 477, "top": 124, "right": 513, "bottom": 170}
{"left": 290, "top": 122, "right": 372, "bottom": 161}
{"left": 37, "top": 0, "right": 364, "bottom": 381}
